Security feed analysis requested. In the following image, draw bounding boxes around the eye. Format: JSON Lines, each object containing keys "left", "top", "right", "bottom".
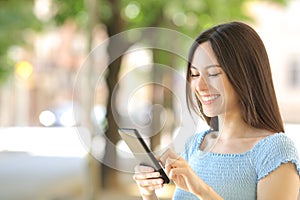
{"left": 208, "top": 72, "right": 221, "bottom": 77}
{"left": 189, "top": 68, "right": 200, "bottom": 78}
{"left": 207, "top": 67, "right": 222, "bottom": 77}
{"left": 190, "top": 72, "right": 200, "bottom": 77}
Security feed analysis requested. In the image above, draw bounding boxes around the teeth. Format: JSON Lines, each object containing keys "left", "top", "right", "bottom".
{"left": 201, "top": 95, "right": 219, "bottom": 102}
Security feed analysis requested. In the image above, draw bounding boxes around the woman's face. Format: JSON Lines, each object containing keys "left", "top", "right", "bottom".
{"left": 189, "top": 42, "right": 240, "bottom": 118}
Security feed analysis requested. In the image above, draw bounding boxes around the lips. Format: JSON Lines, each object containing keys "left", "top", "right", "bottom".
{"left": 199, "top": 94, "right": 220, "bottom": 105}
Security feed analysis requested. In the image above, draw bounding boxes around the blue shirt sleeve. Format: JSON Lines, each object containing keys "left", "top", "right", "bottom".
{"left": 253, "top": 133, "right": 300, "bottom": 182}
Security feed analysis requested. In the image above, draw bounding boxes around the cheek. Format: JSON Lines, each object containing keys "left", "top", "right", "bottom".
{"left": 219, "top": 80, "right": 239, "bottom": 106}
{"left": 227, "top": 90, "right": 240, "bottom": 105}
{"left": 221, "top": 80, "right": 235, "bottom": 97}
{"left": 209, "top": 79, "right": 225, "bottom": 93}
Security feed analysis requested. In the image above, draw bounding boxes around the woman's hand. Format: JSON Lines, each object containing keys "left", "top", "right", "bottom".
{"left": 159, "top": 149, "right": 223, "bottom": 200}
{"left": 133, "top": 165, "right": 164, "bottom": 199}
{"left": 160, "top": 149, "right": 202, "bottom": 195}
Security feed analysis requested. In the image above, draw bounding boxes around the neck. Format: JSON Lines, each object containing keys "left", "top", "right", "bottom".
{"left": 217, "top": 112, "right": 252, "bottom": 139}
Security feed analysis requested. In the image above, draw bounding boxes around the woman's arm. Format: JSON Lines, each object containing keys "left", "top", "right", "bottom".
{"left": 257, "top": 162, "right": 299, "bottom": 200}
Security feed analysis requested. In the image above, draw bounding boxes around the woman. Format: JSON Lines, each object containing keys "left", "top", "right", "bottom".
{"left": 133, "top": 21, "right": 300, "bottom": 200}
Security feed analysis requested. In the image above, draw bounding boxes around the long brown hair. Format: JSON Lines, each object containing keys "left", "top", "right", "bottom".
{"left": 186, "top": 21, "right": 284, "bottom": 133}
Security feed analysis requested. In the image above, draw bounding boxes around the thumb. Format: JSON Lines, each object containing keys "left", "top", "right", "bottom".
{"left": 159, "top": 149, "right": 180, "bottom": 165}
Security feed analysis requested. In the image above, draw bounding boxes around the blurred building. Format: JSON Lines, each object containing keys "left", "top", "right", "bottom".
{"left": 0, "top": 19, "right": 108, "bottom": 127}
{"left": 250, "top": 0, "right": 300, "bottom": 123}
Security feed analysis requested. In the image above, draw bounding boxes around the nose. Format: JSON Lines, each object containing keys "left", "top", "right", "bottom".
{"left": 194, "top": 75, "right": 209, "bottom": 92}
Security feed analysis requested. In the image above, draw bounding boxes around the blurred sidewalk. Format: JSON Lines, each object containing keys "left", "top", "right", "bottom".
{"left": 0, "top": 127, "right": 90, "bottom": 200}
{"left": 0, "top": 151, "right": 174, "bottom": 200}
{"left": 0, "top": 152, "right": 87, "bottom": 200}
{"left": 0, "top": 127, "right": 174, "bottom": 200}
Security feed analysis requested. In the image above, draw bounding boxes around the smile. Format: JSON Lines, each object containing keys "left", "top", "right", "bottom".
{"left": 200, "top": 95, "right": 220, "bottom": 105}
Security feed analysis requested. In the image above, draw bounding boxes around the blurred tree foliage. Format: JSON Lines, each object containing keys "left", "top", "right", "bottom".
{"left": 0, "top": 0, "right": 287, "bottom": 83}
{"left": 52, "top": 0, "right": 285, "bottom": 36}
{"left": 0, "top": 0, "right": 41, "bottom": 83}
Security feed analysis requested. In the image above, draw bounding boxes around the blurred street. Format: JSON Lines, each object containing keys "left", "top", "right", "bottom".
{"left": 0, "top": 127, "right": 174, "bottom": 200}
{"left": 0, "top": 152, "right": 87, "bottom": 200}
{"left": 0, "top": 127, "right": 89, "bottom": 200}
{"left": 0, "top": 153, "right": 173, "bottom": 200}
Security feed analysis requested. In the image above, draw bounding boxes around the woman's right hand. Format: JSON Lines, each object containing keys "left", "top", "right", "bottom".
{"left": 133, "top": 165, "right": 164, "bottom": 198}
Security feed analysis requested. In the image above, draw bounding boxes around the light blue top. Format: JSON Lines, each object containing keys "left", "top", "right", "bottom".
{"left": 173, "top": 130, "right": 300, "bottom": 200}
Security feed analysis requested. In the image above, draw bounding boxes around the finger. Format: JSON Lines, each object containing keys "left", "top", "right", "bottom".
{"left": 159, "top": 149, "right": 180, "bottom": 165}
{"left": 165, "top": 157, "right": 184, "bottom": 168}
{"left": 145, "top": 184, "right": 163, "bottom": 191}
{"left": 169, "top": 167, "right": 187, "bottom": 180}
{"left": 134, "top": 165, "right": 155, "bottom": 173}
{"left": 136, "top": 178, "right": 164, "bottom": 187}
{"left": 165, "top": 156, "right": 187, "bottom": 175}
{"left": 165, "top": 157, "right": 175, "bottom": 168}
{"left": 138, "top": 183, "right": 164, "bottom": 192}
{"left": 164, "top": 157, "right": 177, "bottom": 175}
{"left": 133, "top": 171, "right": 161, "bottom": 180}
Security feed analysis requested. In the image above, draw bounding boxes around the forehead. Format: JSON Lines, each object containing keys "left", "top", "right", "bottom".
{"left": 191, "top": 42, "right": 219, "bottom": 69}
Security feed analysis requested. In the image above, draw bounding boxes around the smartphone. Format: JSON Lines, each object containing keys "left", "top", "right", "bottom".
{"left": 118, "top": 128, "right": 170, "bottom": 184}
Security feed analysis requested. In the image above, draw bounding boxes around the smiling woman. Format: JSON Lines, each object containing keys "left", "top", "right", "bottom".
{"left": 186, "top": 22, "right": 284, "bottom": 133}
{"left": 133, "top": 21, "right": 300, "bottom": 200}
{"left": 189, "top": 43, "right": 240, "bottom": 119}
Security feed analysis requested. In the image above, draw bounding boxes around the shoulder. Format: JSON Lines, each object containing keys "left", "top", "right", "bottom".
{"left": 253, "top": 133, "right": 298, "bottom": 159}
{"left": 252, "top": 133, "right": 300, "bottom": 181}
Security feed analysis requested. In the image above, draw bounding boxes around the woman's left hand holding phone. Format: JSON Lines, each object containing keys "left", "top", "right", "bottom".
{"left": 133, "top": 165, "right": 164, "bottom": 200}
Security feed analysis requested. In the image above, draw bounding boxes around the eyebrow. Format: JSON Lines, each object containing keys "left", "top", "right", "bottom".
{"left": 191, "top": 64, "right": 220, "bottom": 70}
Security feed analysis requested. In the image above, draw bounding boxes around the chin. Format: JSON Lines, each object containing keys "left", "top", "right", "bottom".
{"left": 203, "top": 110, "right": 220, "bottom": 118}
{"left": 203, "top": 112, "right": 217, "bottom": 118}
